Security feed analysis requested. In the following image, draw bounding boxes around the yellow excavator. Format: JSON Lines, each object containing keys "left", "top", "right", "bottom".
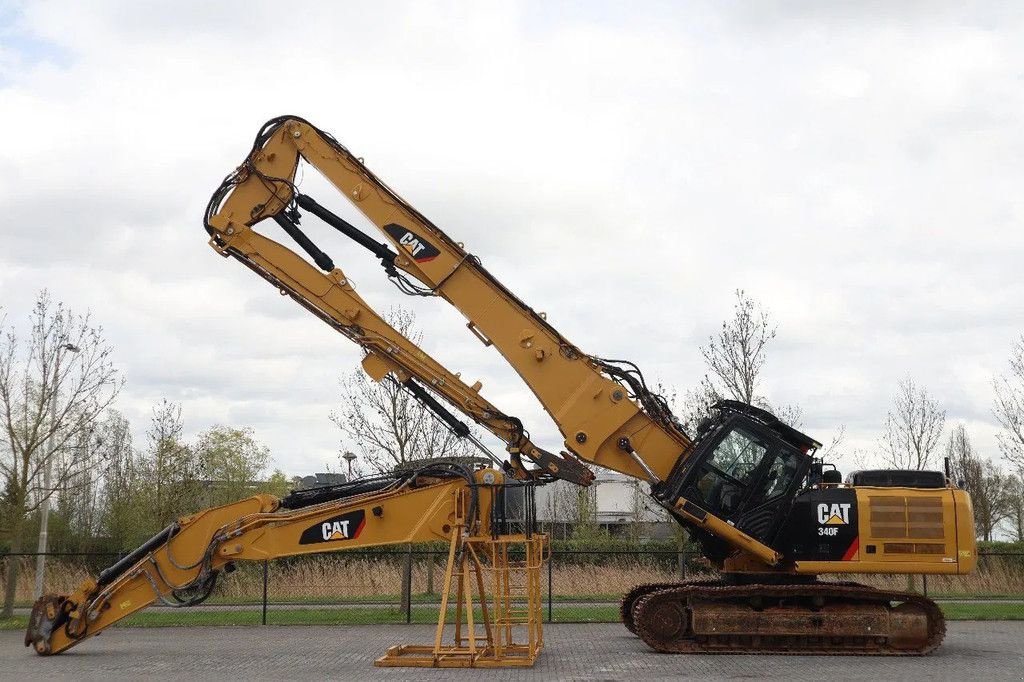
{"left": 27, "top": 116, "right": 976, "bottom": 663}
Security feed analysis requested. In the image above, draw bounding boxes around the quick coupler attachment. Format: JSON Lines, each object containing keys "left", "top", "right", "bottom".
{"left": 24, "top": 593, "right": 70, "bottom": 655}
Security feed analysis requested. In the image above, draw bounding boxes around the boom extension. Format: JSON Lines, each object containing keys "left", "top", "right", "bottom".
{"left": 26, "top": 465, "right": 546, "bottom": 667}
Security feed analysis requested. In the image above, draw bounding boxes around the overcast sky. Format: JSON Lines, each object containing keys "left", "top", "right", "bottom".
{"left": 1, "top": 1, "right": 1021, "bottom": 479}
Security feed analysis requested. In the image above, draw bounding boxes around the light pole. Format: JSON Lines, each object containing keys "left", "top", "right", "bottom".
{"left": 34, "top": 342, "right": 80, "bottom": 600}
{"left": 343, "top": 451, "right": 357, "bottom": 481}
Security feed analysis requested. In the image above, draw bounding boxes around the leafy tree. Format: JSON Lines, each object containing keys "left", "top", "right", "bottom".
{"left": 195, "top": 425, "right": 272, "bottom": 506}
{"left": 259, "top": 469, "right": 292, "bottom": 498}
{"left": 1005, "top": 474, "right": 1024, "bottom": 543}
{"left": 94, "top": 410, "right": 145, "bottom": 550}
{"left": 51, "top": 428, "right": 106, "bottom": 551}
{"left": 562, "top": 484, "right": 600, "bottom": 541}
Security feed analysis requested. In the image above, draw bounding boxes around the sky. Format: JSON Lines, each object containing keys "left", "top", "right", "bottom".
{"left": 0, "top": 1, "right": 1021, "bottom": 479}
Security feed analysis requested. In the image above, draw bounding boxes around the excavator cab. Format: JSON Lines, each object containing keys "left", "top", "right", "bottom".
{"left": 660, "top": 401, "right": 818, "bottom": 550}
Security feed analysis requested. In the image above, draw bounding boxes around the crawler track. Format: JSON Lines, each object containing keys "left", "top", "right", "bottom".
{"left": 631, "top": 582, "right": 944, "bottom": 655}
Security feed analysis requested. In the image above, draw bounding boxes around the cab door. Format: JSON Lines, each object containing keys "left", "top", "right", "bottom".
{"left": 733, "top": 446, "right": 810, "bottom": 545}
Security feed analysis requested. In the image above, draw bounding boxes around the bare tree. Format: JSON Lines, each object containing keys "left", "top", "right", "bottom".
{"left": 694, "top": 290, "right": 808, "bottom": 427}
{"left": 699, "top": 289, "right": 776, "bottom": 406}
{"left": 0, "top": 292, "right": 120, "bottom": 616}
{"left": 551, "top": 479, "right": 598, "bottom": 540}
{"left": 946, "top": 424, "right": 1011, "bottom": 541}
{"left": 141, "top": 400, "right": 202, "bottom": 529}
{"left": 679, "top": 290, "right": 842, "bottom": 457}
{"left": 994, "top": 335, "right": 1024, "bottom": 472}
{"left": 878, "top": 377, "right": 945, "bottom": 471}
{"left": 946, "top": 424, "right": 976, "bottom": 486}
{"left": 1005, "top": 474, "right": 1024, "bottom": 543}
{"left": 330, "top": 310, "right": 476, "bottom": 474}
{"left": 674, "top": 378, "right": 718, "bottom": 434}
{"left": 627, "top": 479, "right": 665, "bottom": 539}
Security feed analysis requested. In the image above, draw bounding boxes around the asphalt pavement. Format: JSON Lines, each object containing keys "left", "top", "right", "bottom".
{"left": 4, "top": 622, "right": 1023, "bottom": 681}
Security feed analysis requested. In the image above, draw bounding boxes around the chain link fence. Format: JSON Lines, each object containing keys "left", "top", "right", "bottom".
{"left": 2, "top": 549, "right": 1022, "bottom": 628}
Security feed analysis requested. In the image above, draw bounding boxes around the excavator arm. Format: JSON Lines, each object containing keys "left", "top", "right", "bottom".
{"left": 26, "top": 463, "right": 500, "bottom": 656}
{"left": 205, "top": 116, "right": 685, "bottom": 485}
{"left": 204, "top": 116, "right": 785, "bottom": 567}
{"left": 205, "top": 118, "right": 592, "bottom": 486}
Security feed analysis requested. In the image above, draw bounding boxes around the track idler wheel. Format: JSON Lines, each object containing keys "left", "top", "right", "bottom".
{"left": 620, "top": 583, "right": 678, "bottom": 634}
{"left": 644, "top": 598, "right": 689, "bottom": 645}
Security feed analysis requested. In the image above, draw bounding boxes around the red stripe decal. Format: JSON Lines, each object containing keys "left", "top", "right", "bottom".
{"left": 842, "top": 537, "right": 859, "bottom": 561}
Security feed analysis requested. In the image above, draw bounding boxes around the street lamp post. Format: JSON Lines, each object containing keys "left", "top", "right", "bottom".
{"left": 343, "top": 451, "right": 357, "bottom": 481}
{"left": 34, "top": 343, "right": 80, "bottom": 600}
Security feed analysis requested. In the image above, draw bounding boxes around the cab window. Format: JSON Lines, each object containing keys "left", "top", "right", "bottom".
{"left": 708, "top": 427, "right": 768, "bottom": 480}
{"left": 690, "top": 427, "right": 770, "bottom": 517}
{"left": 758, "top": 449, "right": 804, "bottom": 501}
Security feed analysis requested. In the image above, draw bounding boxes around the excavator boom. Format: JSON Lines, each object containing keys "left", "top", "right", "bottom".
{"left": 26, "top": 464, "right": 546, "bottom": 667}
{"left": 205, "top": 116, "right": 686, "bottom": 484}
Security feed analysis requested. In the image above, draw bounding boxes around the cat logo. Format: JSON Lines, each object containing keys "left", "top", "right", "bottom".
{"left": 384, "top": 223, "right": 440, "bottom": 263}
{"left": 299, "top": 509, "right": 366, "bottom": 545}
{"left": 322, "top": 520, "right": 351, "bottom": 541}
{"left": 817, "top": 502, "right": 852, "bottom": 525}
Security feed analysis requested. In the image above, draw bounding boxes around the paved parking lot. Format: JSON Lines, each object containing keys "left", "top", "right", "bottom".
{"left": 5, "top": 622, "right": 1023, "bottom": 681}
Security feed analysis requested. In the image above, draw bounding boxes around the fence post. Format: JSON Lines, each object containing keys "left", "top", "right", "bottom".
{"left": 403, "top": 546, "right": 413, "bottom": 624}
{"left": 922, "top": 574, "right": 928, "bottom": 597}
{"left": 426, "top": 550, "right": 434, "bottom": 595}
{"left": 547, "top": 551, "right": 553, "bottom": 623}
{"left": 261, "top": 559, "right": 269, "bottom": 626}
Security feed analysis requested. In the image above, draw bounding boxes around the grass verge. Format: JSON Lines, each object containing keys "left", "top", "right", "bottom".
{"left": 1, "top": 602, "right": 1020, "bottom": 632}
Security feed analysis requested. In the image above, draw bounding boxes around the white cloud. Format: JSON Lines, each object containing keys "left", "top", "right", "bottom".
{"left": 0, "top": 1, "right": 1021, "bottom": 477}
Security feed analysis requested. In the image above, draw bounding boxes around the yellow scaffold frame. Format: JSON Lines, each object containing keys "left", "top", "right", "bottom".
{"left": 376, "top": 528, "right": 546, "bottom": 668}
